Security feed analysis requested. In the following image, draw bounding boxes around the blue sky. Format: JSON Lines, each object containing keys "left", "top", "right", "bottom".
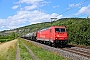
{"left": 0, "top": 0, "right": 90, "bottom": 31}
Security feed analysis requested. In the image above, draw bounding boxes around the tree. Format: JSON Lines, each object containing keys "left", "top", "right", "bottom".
{"left": 10, "top": 32, "right": 18, "bottom": 40}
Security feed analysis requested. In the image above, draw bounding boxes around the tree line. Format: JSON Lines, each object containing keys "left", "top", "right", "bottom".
{"left": 1, "top": 18, "right": 90, "bottom": 46}
{"left": 0, "top": 32, "right": 18, "bottom": 43}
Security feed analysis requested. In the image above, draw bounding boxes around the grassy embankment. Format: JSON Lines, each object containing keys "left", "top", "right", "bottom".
{"left": 19, "top": 38, "right": 67, "bottom": 60}
{"left": 18, "top": 38, "right": 33, "bottom": 60}
{"left": 0, "top": 39, "right": 17, "bottom": 60}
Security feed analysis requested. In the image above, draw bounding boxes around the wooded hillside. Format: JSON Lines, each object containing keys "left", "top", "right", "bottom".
{"left": 0, "top": 18, "right": 90, "bottom": 46}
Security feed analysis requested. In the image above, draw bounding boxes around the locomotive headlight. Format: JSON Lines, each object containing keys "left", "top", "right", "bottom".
{"left": 56, "top": 38, "right": 58, "bottom": 39}
{"left": 64, "top": 38, "right": 66, "bottom": 39}
{"left": 57, "top": 35, "right": 60, "bottom": 37}
{"left": 64, "top": 38, "right": 67, "bottom": 40}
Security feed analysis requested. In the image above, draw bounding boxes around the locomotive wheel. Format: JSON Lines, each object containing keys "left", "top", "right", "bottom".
{"left": 52, "top": 43, "right": 58, "bottom": 48}
{"left": 45, "top": 41, "right": 49, "bottom": 45}
{"left": 48, "top": 41, "right": 52, "bottom": 46}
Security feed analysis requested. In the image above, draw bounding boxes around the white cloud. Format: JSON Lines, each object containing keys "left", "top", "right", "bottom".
{"left": 40, "top": 1, "right": 51, "bottom": 7}
{"left": 16, "top": 0, "right": 43, "bottom": 5}
{"left": 0, "top": 0, "right": 61, "bottom": 31}
{"left": 15, "top": 0, "right": 50, "bottom": 11}
{"left": 68, "top": 1, "right": 84, "bottom": 8}
{"left": 12, "top": 5, "right": 19, "bottom": 10}
{"left": 0, "top": 10, "right": 62, "bottom": 31}
{"left": 53, "top": 5, "right": 59, "bottom": 8}
{"left": 24, "top": 5, "right": 37, "bottom": 10}
{"left": 31, "top": 22, "right": 41, "bottom": 25}
{"left": 15, "top": 0, "right": 50, "bottom": 7}
{"left": 76, "top": 4, "right": 90, "bottom": 15}
{"left": 68, "top": 4, "right": 75, "bottom": 7}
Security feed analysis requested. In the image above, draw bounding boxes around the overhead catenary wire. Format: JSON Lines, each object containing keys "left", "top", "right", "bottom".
{"left": 50, "top": 0, "right": 88, "bottom": 25}
{"left": 51, "top": 0, "right": 76, "bottom": 19}
{"left": 60, "top": 0, "right": 76, "bottom": 10}
{"left": 59, "top": 0, "right": 88, "bottom": 15}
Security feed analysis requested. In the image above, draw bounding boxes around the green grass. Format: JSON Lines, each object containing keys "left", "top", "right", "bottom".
{"left": 19, "top": 38, "right": 66, "bottom": 60}
{"left": 18, "top": 39, "right": 33, "bottom": 60}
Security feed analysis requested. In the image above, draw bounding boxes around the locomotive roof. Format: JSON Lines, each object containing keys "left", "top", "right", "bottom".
{"left": 51, "top": 26, "right": 66, "bottom": 28}
{"left": 39, "top": 26, "right": 66, "bottom": 31}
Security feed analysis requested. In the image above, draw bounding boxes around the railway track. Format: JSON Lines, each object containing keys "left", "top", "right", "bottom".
{"left": 24, "top": 39, "right": 90, "bottom": 60}
{"left": 61, "top": 47, "right": 90, "bottom": 58}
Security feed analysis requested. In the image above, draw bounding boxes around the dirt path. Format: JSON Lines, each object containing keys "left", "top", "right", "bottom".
{"left": 16, "top": 40, "right": 20, "bottom": 60}
{"left": 21, "top": 41, "right": 39, "bottom": 60}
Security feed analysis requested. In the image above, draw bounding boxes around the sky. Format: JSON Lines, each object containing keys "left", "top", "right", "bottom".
{"left": 0, "top": 0, "right": 90, "bottom": 31}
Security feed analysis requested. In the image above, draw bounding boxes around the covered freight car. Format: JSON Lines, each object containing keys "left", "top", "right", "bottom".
{"left": 24, "top": 32, "right": 37, "bottom": 40}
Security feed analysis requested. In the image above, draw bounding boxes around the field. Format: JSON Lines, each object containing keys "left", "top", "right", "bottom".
{"left": 0, "top": 39, "right": 17, "bottom": 60}
{"left": 0, "top": 38, "right": 67, "bottom": 60}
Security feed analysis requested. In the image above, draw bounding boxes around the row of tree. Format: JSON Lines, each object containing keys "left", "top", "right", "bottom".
{"left": 0, "top": 32, "right": 18, "bottom": 42}
{"left": 23, "top": 18, "right": 90, "bottom": 46}
{"left": 55, "top": 18, "right": 90, "bottom": 46}
{"left": 1, "top": 18, "right": 90, "bottom": 46}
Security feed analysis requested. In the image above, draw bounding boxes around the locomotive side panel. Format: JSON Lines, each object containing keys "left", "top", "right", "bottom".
{"left": 37, "top": 26, "right": 68, "bottom": 46}
{"left": 37, "top": 28, "right": 50, "bottom": 41}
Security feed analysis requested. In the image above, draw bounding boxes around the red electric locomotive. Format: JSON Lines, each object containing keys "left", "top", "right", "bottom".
{"left": 36, "top": 26, "right": 68, "bottom": 46}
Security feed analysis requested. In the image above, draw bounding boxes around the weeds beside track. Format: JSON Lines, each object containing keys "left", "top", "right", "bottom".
{"left": 18, "top": 39, "right": 33, "bottom": 60}
{"left": 22, "top": 38, "right": 90, "bottom": 60}
{"left": 18, "top": 38, "right": 66, "bottom": 60}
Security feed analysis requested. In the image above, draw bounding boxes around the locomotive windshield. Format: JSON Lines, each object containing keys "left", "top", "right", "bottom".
{"left": 55, "top": 28, "right": 66, "bottom": 32}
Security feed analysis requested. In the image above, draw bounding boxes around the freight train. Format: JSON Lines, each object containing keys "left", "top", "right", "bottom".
{"left": 22, "top": 26, "right": 68, "bottom": 47}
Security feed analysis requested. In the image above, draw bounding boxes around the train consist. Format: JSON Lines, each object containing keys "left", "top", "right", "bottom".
{"left": 22, "top": 26, "right": 68, "bottom": 46}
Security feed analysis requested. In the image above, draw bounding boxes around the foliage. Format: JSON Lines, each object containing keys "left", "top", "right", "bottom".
{"left": 9, "top": 32, "right": 18, "bottom": 40}
{"left": 0, "top": 32, "right": 18, "bottom": 43}
{"left": 1, "top": 18, "right": 90, "bottom": 46}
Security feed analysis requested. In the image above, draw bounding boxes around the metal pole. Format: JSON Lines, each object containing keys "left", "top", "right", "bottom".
{"left": 50, "top": 18, "right": 57, "bottom": 26}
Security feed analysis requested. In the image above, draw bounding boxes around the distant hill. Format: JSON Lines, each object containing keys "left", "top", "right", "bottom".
{"left": 0, "top": 18, "right": 90, "bottom": 46}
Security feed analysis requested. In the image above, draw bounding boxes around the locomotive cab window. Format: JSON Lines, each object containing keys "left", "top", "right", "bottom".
{"left": 55, "top": 28, "right": 66, "bottom": 32}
